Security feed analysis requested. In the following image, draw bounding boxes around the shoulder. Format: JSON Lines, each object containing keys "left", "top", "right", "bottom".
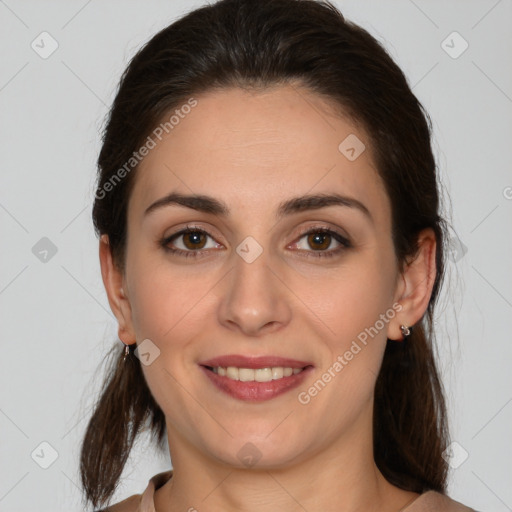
{"left": 94, "top": 493, "right": 142, "bottom": 512}
{"left": 94, "top": 470, "right": 173, "bottom": 512}
{"left": 408, "top": 490, "right": 479, "bottom": 512}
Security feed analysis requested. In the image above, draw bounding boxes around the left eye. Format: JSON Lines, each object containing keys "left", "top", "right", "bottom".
{"left": 291, "top": 228, "right": 350, "bottom": 257}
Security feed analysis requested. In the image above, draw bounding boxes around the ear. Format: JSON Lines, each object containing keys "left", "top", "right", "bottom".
{"left": 99, "top": 234, "right": 136, "bottom": 346}
{"left": 388, "top": 228, "right": 437, "bottom": 341}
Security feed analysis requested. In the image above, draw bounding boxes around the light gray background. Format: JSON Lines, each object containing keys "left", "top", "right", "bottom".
{"left": 1, "top": 1, "right": 511, "bottom": 510}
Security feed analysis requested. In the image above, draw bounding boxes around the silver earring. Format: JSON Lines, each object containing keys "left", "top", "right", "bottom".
{"left": 122, "top": 343, "right": 130, "bottom": 362}
{"left": 400, "top": 325, "right": 412, "bottom": 340}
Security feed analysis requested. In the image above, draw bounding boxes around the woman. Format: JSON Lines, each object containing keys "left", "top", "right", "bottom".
{"left": 80, "top": 0, "right": 478, "bottom": 510}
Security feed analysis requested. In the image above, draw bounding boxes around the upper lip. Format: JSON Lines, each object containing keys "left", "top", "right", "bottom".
{"left": 200, "top": 354, "right": 313, "bottom": 369}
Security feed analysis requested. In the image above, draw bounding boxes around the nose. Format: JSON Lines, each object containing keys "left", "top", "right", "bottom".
{"left": 217, "top": 246, "right": 292, "bottom": 337}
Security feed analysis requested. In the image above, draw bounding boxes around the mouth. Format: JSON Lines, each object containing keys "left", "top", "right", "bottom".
{"left": 199, "top": 355, "right": 314, "bottom": 402}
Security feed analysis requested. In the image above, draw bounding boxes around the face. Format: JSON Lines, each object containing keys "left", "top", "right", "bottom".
{"left": 118, "top": 84, "right": 405, "bottom": 469}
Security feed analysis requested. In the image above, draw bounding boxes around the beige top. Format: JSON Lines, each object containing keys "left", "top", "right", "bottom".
{"left": 103, "top": 470, "right": 477, "bottom": 512}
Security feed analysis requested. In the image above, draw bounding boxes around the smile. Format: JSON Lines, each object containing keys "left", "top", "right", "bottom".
{"left": 208, "top": 366, "right": 304, "bottom": 382}
{"left": 199, "top": 355, "right": 314, "bottom": 401}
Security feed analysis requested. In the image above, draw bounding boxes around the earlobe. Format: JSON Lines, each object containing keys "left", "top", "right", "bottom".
{"left": 389, "top": 228, "right": 437, "bottom": 340}
{"left": 99, "top": 234, "right": 136, "bottom": 345}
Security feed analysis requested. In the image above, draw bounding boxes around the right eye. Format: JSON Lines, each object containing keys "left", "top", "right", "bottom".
{"left": 160, "top": 226, "right": 223, "bottom": 258}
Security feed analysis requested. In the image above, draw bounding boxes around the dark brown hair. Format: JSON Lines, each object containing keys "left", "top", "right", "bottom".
{"left": 81, "top": 0, "right": 450, "bottom": 508}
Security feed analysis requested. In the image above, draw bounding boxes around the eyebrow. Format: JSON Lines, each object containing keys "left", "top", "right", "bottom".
{"left": 144, "top": 191, "right": 372, "bottom": 223}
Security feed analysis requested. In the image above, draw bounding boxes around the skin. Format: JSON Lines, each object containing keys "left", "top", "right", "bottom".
{"left": 100, "top": 84, "right": 437, "bottom": 512}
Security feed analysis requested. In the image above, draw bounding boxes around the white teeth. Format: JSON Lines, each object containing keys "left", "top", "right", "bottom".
{"left": 211, "top": 366, "right": 304, "bottom": 382}
{"left": 239, "top": 368, "right": 254, "bottom": 382}
{"left": 255, "top": 368, "right": 273, "bottom": 382}
{"left": 271, "top": 367, "right": 283, "bottom": 379}
{"left": 226, "top": 366, "right": 239, "bottom": 380}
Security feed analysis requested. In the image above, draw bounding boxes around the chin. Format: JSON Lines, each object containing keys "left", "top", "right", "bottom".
{"left": 202, "top": 432, "right": 307, "bottom": 470}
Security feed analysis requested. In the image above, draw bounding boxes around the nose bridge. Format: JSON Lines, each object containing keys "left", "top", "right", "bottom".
{"left": 218, "top": 238, "right": 291, "bottom": 335}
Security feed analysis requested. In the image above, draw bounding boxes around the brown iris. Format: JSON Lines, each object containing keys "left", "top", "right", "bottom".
{"left": 182, "top": 231, "right": 207, "bottom": 250}
{"left": 307, "top": 232, "right": 331, "bottom": 251}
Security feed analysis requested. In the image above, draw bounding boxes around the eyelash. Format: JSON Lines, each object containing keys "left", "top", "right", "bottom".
{"left": 160, "top": 224, "right": 352, "bottom": 260}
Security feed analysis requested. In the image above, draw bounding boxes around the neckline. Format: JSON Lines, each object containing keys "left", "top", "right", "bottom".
{"left": 147, "top": 471, "right": 439, "bottom": 512}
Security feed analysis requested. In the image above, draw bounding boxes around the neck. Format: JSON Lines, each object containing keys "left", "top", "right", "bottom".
{"left": 154, "top": 417, "right": 420, "bottom": 512}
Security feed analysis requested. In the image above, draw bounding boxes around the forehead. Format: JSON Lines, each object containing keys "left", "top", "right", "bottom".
{"left": 129, "top": 84, "right": 390, "bottom": 225}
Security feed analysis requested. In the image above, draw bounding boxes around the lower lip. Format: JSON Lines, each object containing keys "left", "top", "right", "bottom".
{"left": 200, "top": 365, "right": 313, "bottom": 402}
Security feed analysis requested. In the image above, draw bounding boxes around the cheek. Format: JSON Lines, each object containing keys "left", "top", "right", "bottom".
{"left": 125, "top": 250, "right": 224, "bottom": 354}
{"left": 303, "top": 252, "right": 398, "bottom": 402}
{"left": 128, "top": 269, "right": 198, "bottom": 341}
{"left": 125, "top": 247, "right": 180, "bottom": 338}
{"left": 124, "top": 256, "right": 213, "bottom": 424}
{"left": 308, "top": 261, "right": 396, "bottom": 343}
